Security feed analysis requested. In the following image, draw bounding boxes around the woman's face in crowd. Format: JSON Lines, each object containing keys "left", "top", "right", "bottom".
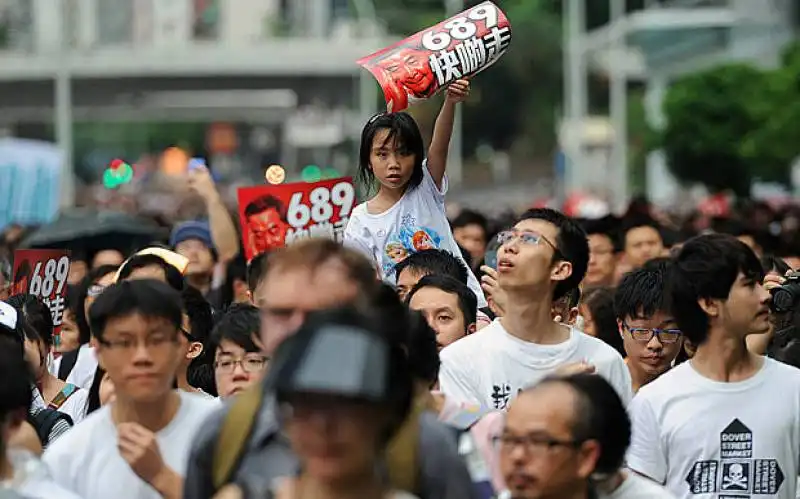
{"left": 84, "top": 271, "right": 117, "bottom": 320}
{"left": 58, "top": 309, "right": 80, "bottom": 353}
{"left": 285, "top": 394, "right": 388, "bottom": 483}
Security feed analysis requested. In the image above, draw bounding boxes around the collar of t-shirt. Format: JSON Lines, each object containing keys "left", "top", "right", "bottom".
{"left": 492, "top": 320, "right": 581, "bottom": 369}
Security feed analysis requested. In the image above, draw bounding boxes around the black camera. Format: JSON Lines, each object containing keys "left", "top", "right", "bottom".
{"left": 770, "top": 271, "right": 800, "bottom": 314}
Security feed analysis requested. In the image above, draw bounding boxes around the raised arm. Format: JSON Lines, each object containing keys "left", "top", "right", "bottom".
{"left": 426, "top": 79, "right": 470, "bottom": 189}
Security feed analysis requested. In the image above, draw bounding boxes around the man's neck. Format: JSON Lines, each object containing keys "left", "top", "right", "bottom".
{"left": 627, "top": 362, "right": 665, "bottom": 393}
{"left": 111, "top": 390, "right": 181, "bottom": 433}
{"left": 186, "top": 274, "right": 211, "bottom": 295}
{"left": 500, "top": 290, "right": 569, "bottom": 345}
{"left": 691, "top": 329, "right": 763, "bottom": 382}
{"left": 176, "top": 369, "right": 194, "bottom": 393}
{"left": 296, "top": 472, "right": 386, "bottom": 499}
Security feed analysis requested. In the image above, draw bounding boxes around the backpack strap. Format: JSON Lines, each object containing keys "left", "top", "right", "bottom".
{"left": 28, "top": 408, "right": 73, "bottom": 446}
{"left": 57, "top": 348, "right": 80, "bottom": 381}
{"left": 213, "top": 384, "right": 264, "bottom": 489}
{"left": 48, "top": 384, "right": 78, "bottom": 410}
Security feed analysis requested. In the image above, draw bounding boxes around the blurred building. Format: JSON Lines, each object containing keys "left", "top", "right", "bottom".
{"left": 565, "top": 0, "right": 798, "bottom": 208}
{"left": 0, "top": 0, "right": 393, "bottom": 199}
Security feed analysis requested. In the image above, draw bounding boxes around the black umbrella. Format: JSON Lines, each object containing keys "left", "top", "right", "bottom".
{"left": 19, "top": 209, "right": 168, "bottom": 251}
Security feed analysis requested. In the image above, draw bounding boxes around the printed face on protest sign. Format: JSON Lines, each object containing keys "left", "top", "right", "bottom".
{"left": 12, "top": 249, "right": 71, "bottom": 346}
{"left": 357, "top": 1, "right": 512, "bottom": 112}
{"left": 237, "top": 178, "right": 356, "bottom": 261}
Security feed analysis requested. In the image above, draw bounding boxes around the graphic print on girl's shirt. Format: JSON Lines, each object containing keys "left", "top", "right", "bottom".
{"left": 381, "top": 216, "right": 442, "bottom": 277}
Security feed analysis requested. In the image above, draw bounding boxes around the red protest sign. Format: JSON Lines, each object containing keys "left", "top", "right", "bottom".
{"left": 237, "top": 178, "right": 356, "bottom": 261}
{"left": 11, "top": 249, "right": 70, "bottom": 344}
{"left": 357, "top": 1, "right": 511, "bottom": 112}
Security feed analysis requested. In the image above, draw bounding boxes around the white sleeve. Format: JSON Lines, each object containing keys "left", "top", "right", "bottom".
{"left": 438, "top": 346, "right": 484, "bottom": 408}
{"left": 421, "top": 159, "right": 447, "bottom": 201}
{"left": 626, "top": 394, "right": 668, "bottom": 484}
{"left": 342, "top": 212, "right": 376, "bottom": 262}
{"left": 606, "top": 355, "right": 633, "bottom": 407}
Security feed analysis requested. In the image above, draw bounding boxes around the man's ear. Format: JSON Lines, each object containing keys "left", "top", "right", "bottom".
{"left": 697, "top": 297, "right": 720, "bottom": 318}
{"left": 466, "top": 322, "right": 477, "bottom": 335}
{"left": 550, "top": 260, "right": 573, "bottom": 284}
{"left": 187, "top": 341, "right": 204, "bottom": 360}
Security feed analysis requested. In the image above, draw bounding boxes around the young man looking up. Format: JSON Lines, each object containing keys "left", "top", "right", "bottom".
{"left": 43, "top": 280, "right": 217, "bottom": 499}
{"left": 439, "top": 208, "right": 631, "bottom": 411}
{"left": 614, "top": 258, "right": 683, "bottom": 393}
{"left": 627, "top": 234, "right": 800, "bottom": 499}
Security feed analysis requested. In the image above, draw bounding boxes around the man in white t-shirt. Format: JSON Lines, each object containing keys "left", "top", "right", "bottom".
{"left": 43, "top": 280, "right": 217, "bottom": 499}
{"left": 627, "top": 234, "right": 800, "bottom": 499}
{"left": 497, "top": 373, "right": 674, "bottom": 499}
{"left": 438, "top": 208, "right": 631, "bottom": 410}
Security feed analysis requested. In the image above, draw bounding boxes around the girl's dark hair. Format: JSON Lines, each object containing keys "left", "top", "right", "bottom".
{"left": 357, "top": 112, "right": 425, "bottom": 195}
{"left": 582, "top": 287, "right": 626, "bottom": 357}
{"left": 75, "top": 265, "right": 120, "bottom": 345}
{"left": 6, "top": 294, "right": 54, "bottom": 348}
{"left": 86, "top": 365, "right": 106, "bottom": 414}
{"left": 118, "top": 254, "right": 185, "bottom": 292}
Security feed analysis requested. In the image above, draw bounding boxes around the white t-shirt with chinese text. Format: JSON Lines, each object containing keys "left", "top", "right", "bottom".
{"left": 627, "top": 357, "right": 800, "bottom": 499}
{"left": 343, "top": 164, "right": 486, "bottom": 307}
{"left": 43, "top": 390, "right": 217, "bottom": 499}
{"left": 438, "top": 319, "right": 632, "bottom": 411}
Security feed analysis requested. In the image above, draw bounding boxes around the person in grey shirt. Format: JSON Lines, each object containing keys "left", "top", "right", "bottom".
{"left": 182, "top": 239, "right": 476, "bottom": 499}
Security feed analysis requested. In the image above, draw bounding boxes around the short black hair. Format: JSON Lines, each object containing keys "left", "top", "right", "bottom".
{"left": 621, "top": 216, "right": 663, "bottom": 244}
{"left": 517, "top": 208, "right": 590, "bottom": 300}
{"left": 244, "top": 195, "right": 286, "bottom": 221}
{"left": 451, "top": 209, "right": 489, "bottom": 235}
{"left": 209, "top": 303, "right": 261, "bottom": 355}
{"left": 761, "top": 254, "right": 790, "bottom": 276}
{"left": 6, "top": 294, "right": 54, "bottom": 348}
{"left": 394, "top": 249, "right": 468, "bottom": 285}
{"left": 358, "top": 112, "right": 425, "bottom": 196}
{"left": 88, "top": 279, "right": 183, "bottom": 342}
{"left": 614, "top": 258, "right": 671, "bottom": 321}
{"left": 118, "top": 254, "right": 185, "bottom": 292}
{"left": 535, "top": 373, "right": 630, "bottom": 476}
{"left": 580, "top": 216, "right": 620, "bottom": 252}
{"left": 407, "top": 274, "right": 477, "bottom": 326}
{"left": 182, "top": 286, "right": 212, "bottom": 343}
{"left": 405, "top": 310, "right": 441, "bottom": 387}
{"left": 221, "top": 254, "right": 248, "bottom": 309}
{"left": 669, "top": 234, "right": 764, "bottom": 345}
{"left": 0, "top": 335, "right": 34, "bottom": 419}
{"left": 246, "top": 251, "right": 271, "bottom": 293}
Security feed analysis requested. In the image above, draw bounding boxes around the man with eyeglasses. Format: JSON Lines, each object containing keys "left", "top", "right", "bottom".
{"left": 439, "top": 208, "right": 631, "bottom": 411}
{"left": 43, "top": 279, "right": 217, "bottom": 499}
{"left": 613, "top": 258, "right": 683, "bottom": 393}
{"left": 208, "top": 303, "right": 267, "bottom": 399}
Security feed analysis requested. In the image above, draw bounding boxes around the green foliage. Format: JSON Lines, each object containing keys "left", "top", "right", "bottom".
{"left": 658, "top": 63, "right": 769, "bottom": 195}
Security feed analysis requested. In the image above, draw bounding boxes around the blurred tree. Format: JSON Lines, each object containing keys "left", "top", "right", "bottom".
{"left": 740, "top": 41, "right": 800, "bottom": 184}
{"left": 657, "top": 64, "right": 768, "bottom": 196}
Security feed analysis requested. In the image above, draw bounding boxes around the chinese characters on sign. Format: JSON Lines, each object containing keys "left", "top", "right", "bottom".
{"left": 236, "top": 178, "right": 356, "bottom": 261}
{"left": 357, "top": 1, "right": 512, "bottom": 112}
{"left": 11, "top": 249, "right": 70, "bottom": 347}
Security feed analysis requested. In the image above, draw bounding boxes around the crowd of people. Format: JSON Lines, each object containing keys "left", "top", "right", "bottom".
{"left": 0, "top": 79, "right": 799, "bottom": 499}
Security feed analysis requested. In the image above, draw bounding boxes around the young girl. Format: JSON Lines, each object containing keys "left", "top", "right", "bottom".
{"left": 344, "top": 79, "right": 486, "bottom": 307}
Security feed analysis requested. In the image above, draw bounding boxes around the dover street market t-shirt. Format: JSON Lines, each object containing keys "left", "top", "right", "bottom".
{"left": 43, "top": 390, "right": 218, "bottom": 499}
{"left": 343, "top": 163, "right": 487, "bottom": 308}
{"left": 438, "top": 319, "right": 632, "bottom": 411}
{"left": 627, "top": 357, "right": 800, "bottom": 499}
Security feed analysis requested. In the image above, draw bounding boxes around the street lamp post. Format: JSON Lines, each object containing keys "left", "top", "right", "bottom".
{"left": 55, "top": 0, "right": 75, "bottom": 209}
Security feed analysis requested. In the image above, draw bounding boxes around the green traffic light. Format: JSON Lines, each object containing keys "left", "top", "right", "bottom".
{"left": 301, "top": 165, "right": 322, "bottom": 183}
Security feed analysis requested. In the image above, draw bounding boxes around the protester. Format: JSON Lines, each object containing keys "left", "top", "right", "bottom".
{"left": 43, "top": 279, "right": 218, "bottom": 499}
{"left": 627, "top": 234, "right": 800, "bottom": 499}
{"left": 218, "top": 307, "right": 417, "bottom": 499}
{"left": 439, "top": 208, "right": 631, "bottom": 410}
{"left": 407, "top": 274, "right": 477, "bottom": 349}
{"left": 614, "top": 258, "right": 683, "bottom": 393}
{"left": 0, "top": 335, "right": 83, "bottom": 499}
{"left": 6, "top": 294, "right": 89, "bottom": 424}
{"left": 184, "top": 239, "right": 474, "bottom": 499}
{"left": 208, "top": 303, "right": 266, "bottom": 399}
{"left": 343, "top": 80, "right": 486, "bottom": 307}
{"left": 621, "top": 217, "right": 665, "bottom": 270}
{"left": 581, "top": 217, "right": 619, "bottom": 287}
{"left": 578, "top": 287, "right": 626, "bottom": 357}
{"left": 451, "top": 209, "right": 490, "bottom": 271}
{"left": 394, "top": 248, "right": 469, "bottom": 301}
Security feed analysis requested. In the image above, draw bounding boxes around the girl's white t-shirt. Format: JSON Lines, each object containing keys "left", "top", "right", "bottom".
{"left": 42, "top": 391, "right": 218, "bottom": 499}
{"left": 438, "top": 319, "right": 632, "bottom": 411}
{"left": 627, "top": 357, "right": 800, "bottom": 499}
{"left": 344, "top": 164, "right": 486, "bottom": 307}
